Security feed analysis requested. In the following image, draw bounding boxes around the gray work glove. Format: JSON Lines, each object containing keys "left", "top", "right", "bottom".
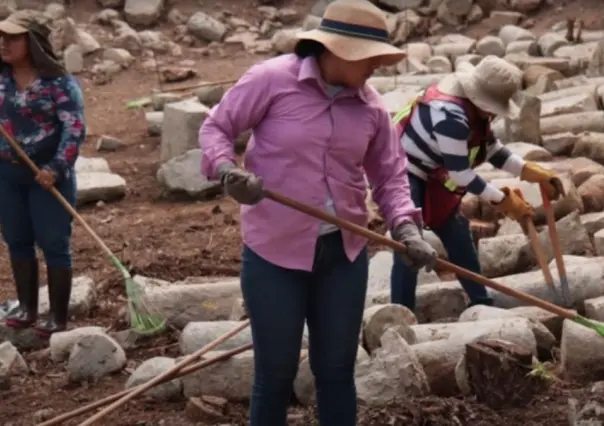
{"left": 391, "top": 222, "right": 438, "bottom": 271}
{"left": 218, "top": 162, "right": 264, "bottom": 205}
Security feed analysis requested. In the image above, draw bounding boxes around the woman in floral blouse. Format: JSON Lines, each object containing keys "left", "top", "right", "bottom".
{"left": 0, "top": 11, "right": 86, "bottom": 336}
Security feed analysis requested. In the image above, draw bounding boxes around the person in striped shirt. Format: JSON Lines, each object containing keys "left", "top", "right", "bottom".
{"left": 390, "top": 56, "right": 564, "bottom": 312}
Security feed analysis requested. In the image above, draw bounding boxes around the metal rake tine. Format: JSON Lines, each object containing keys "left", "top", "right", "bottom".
{"left": 559, "top": 276, "right": 572, "bottom": 307}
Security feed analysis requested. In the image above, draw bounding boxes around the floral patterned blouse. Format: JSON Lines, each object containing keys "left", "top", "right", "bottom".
{"left": 0, "top": 69, "right": 86, "bottom": 180}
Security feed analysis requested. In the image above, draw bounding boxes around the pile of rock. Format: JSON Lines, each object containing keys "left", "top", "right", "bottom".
{"left": 0, "top": 1, "right": 303, "bottom": 84}
{"left": 1, "top": 0, "right": 554, "bottom": 86}
{"left": 308, "top": 0, "right": 546, "bottom": 46}
{"left": 150, "top": 22, "right": 604, "bottom": 219}
{"left": 75, "top": 156, "right": 127, "bottom": 206}
{"left": 3, "top": 253, "right": 604, "bottom": 422}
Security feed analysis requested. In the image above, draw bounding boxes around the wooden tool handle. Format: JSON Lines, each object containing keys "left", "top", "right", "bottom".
{"left": 540, "top": 184, "right": 568, "bottom": 278}
{"left": 38, "top": 342, "right": 254, "bottom": 426}
{"left": 76, "top": 320, "right": 251, "bottom": 425}
{"left": 524, "top": 218, "right": 556, "bottom": 288}
{"left": 264, "top": 190, "right": 574, "bottom": 319}
{"left": 0, "top": 125, "right": 118, "bottom": 262}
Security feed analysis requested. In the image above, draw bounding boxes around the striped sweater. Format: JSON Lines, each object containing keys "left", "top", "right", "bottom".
{"left": 401, "top": 99, "right": 525, "bottom": 203}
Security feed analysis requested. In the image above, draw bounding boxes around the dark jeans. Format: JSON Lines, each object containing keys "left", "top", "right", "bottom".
{"left": 241, "top": 231, "right": 368, "bottom": 426}
{"left": 391, "top": 173, "right": 493, "bottom": 311}
{"left": 0, "top": 162, "right": 76, "bottom": 268}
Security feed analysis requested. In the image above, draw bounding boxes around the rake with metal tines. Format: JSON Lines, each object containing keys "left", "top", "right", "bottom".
{"left": 0, "top": 125, "right": 166, "bottom": 336}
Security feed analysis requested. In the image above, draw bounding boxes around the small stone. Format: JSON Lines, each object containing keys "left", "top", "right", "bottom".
{"left": 96, "top": 135, "right": 125, "bottom": 152}
{"left": 125, "top": 357, "right": 182, "bottom": 401}
{"left": 63, "top": 44, "right": 84, "bottom": 74}
{"left": 67, "top": 334, "right": 126, "bottom": 382}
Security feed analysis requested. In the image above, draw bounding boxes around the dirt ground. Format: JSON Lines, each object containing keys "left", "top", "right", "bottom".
{"left": 1, "top": 0, "right": 604, "bottom": 424}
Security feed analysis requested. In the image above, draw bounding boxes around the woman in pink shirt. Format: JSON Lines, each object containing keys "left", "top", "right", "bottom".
{"left": 199, "top": 1, "right": 436, "bottom": 424}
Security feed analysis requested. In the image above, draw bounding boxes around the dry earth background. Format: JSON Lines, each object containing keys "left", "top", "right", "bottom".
{"left": 1, "top": 0, "right": 604, "bottom": 425}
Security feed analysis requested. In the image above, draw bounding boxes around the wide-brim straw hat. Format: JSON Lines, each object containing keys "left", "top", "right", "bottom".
{"left": 0, "top": 10, "right": 36, "bottom": 35}
{"left": 295, "top": 0, "right": 405, "bottom": 66}
{"left": 451, "top": 56, "right": 523, "bottom": 119}
{"left": 0, "top": 10, "right": 66, "bottom": 79}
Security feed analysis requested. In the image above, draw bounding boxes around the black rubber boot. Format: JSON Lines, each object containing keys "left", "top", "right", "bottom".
{"left": 4, "top": 258, "right": 39, "bottom": 329}
{"left": 35, "top": 267, "right": 72, "bottom": 337}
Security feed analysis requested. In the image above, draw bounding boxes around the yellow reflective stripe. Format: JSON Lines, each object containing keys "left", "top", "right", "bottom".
{"left": 443, "top": 180, "right": 457, "bottom": 191}
{"left": 393, "top": 89, "right": 480, "bottom": 193}
{"left": 392, "top": 108, "right": 409, "bottom": 125}
{"left": 392, "top": 90, "right": 425, "bottom": 125}
{"left": 443, "top": 147, "right": 482, "bottom": 191}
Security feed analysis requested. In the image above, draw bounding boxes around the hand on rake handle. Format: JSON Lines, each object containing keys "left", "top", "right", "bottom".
{"left": 391, "top": 222, "right": 437, "bottom": 272}
{"left": 217, "top": 162, "right": 264, "bottom": 205}
{"left": 520, "top": 161, "right": 565, "bottom": 200}
{"left": 492, "top": 187, "right": 534, "bottom": 222}
{"left": 35, "top": 168, "right": 56, "bottom": 189}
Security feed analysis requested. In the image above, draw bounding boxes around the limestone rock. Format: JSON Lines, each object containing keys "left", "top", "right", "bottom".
{"left": 124, "top": 0, "right": 164, "bottom": 27}
{"left": 187, "top": 12, "right": 227, "bottom": 42}
{"left": 476, "top": 35, "right": 505, "bottom": 57}
{"left": 412, "top": 317, "right": 536, "bottom": 395}
{"left": 125, "top": 357, "right": 182, "bottom": 401}
{"left": 0, "top": 341, "right": 28, "bottom": 376}
{"left": 138, "top": 276, "right": 242, "bottom": 327}
{"left": 179, "top": 321, "right": 254, "bottom": 354}
{"left": 157, "top": 149, "right": 222, "bottom": 199}
{"left": 572, "top": 132, "right": 604, "bottom": 166}
{"left": 161, "top": 99, "right": 210, "bottom": 162}
{"left": 76, "top": 172, "right": 126, "bottom": 206}
{"left": 182, "top": 349, "right": 255, "bottom": 400}
{"left": 355, "top": 329, "right": 430, "bottom": 405}
{"left": 67, "top": 334, "right": 126, "bottom": 382}
{"left": 560, "top": 319, "right": 604, "bottom": 381}
{"left": 49, "top": 326, "right": 106, "bottom": 362}
{"left": 362, "top": 304, "right": 417, "bottom": 352}
{"left": 578, "top": 174, "right": 604, "bottom": 213}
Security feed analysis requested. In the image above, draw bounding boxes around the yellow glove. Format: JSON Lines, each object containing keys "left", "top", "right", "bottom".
{"left": 492, "top": 187, "right": 534, "bottom": 222}
{"left": 520, "top": 162, "right": 565, "bottom": 201}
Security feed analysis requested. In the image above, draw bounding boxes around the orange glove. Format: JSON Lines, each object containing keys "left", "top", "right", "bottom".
{"left": 492, "top": 187, "right": 534, "bottom": 222}
{"left": 520, "top": 162, "right": 565, "bottom": 201}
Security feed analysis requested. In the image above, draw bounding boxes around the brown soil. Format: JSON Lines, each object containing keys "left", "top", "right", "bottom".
{"left": 0, "top": 0, "right": 603, "bottom": 425}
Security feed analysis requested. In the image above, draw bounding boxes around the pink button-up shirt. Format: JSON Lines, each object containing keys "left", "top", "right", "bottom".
{"left": 199, "top": 54, "right": 421, "bottom": 271}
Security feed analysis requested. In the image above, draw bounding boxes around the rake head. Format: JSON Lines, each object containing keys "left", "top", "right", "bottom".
{"left": 125, "top": 277, "right": 166, "bottom": 336}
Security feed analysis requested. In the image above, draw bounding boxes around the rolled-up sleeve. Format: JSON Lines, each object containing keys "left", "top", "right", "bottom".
{"left": 199, "top": 64, "right": 274, "bottom": 179}
{"left": 363, "top": 107, "right": 422, "bottom": 230}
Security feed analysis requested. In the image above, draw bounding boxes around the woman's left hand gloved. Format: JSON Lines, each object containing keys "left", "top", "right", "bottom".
{"left": 391, "top": 222, "right": 437, "bottom": 271}
{"left": 520, "top": 162, "right": 565, "bottom": 200}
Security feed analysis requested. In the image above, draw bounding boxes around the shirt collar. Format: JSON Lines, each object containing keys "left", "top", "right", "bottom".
{"left": 297, "top": 56, "right": 370, "bottom": 104}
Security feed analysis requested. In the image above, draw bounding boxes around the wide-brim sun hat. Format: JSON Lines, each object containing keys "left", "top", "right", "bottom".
{"left": 295, "top": 0, "right": 405, "bottom": 66}
{"left": 0, "top": 10, "right": 37, "bottom": 35}
{"left": 0, "top": 10, "right": 66, "bottom": 79}
{"left": 455, "top": 56, "right": 523, "bottom": 119}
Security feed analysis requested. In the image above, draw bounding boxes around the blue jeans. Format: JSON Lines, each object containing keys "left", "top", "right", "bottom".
{"left": 0, "top": 162, "right": 76, "bottom": 268}
{"left": 241, "top": 231, "right": 368, "bottom": 426}
{"left": 391, "top": 173, "right": 493, "bottom": 311}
